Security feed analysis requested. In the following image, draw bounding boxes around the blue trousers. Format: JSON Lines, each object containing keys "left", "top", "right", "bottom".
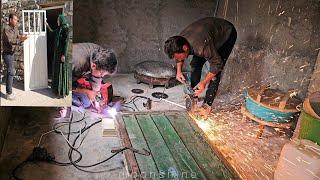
{"left": 72, "top": 92, "right": 91, "bottom": 108}
{"left": 2, "top": 53, "right": 15, "bottom": 94}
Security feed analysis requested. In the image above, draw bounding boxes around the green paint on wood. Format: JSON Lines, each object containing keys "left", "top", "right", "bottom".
{"left": 136, "top": 114, "right": 180, "bottom": 179}
{"left": 299, "top": 110, "right": 320, "bottom": 145}
{"left": 122, "top": 115, "right": 159, "bottom": 179}
{"left": 166, "top": 112, "right": 235, "bottom": 180}
{"left": 151, "top": 114, "right": 207, "bottom": 180}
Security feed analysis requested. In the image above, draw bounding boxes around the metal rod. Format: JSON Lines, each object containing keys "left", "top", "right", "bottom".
{"left": 160, "top": 98, "right": 186, "bottom": 109}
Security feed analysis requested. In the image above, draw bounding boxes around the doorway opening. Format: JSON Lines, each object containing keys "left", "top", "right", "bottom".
{"left": 44, "top": 7, "right": 63, "bottom": 83}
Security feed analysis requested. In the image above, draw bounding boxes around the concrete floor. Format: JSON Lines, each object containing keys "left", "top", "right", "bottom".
{"left": 0, "top": 74, "right": 291, "bottom": 179}
{"left": 0, "top": 74, "right": 189, "bottom": 180}
{"left": 108, "top": 74, "right": 241, "bottom": 112}
{"left": 0, "top": 81, "right": 71, "bottom": 107}
{"left": 108, "top": 74, "right": 189, "bottom": 112}
{"left": 0, "top": 107, "right": 128, "bottom": 180}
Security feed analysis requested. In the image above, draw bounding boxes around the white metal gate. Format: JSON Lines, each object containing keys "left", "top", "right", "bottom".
{"left": 22, "top": 10, "right": 48, "bottom": 91}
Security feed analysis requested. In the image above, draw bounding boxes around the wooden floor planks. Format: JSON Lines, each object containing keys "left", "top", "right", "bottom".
{"left": 119, "top": 112, "right": 235, "bottom": 180}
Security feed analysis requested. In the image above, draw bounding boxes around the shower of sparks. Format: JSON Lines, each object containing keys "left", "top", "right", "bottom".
{"left": 289, "top": 91, "right": 298, "bottom": 98}
{"left": 278, "top": 11, "right": 285, "bottom": 16}
{"left": 188, "top": 102, "right": 292, "bottom": 179}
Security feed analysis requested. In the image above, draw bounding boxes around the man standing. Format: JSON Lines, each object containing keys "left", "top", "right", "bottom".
{"left": 2, "top": 13, "right": 28, "bottom": 100}
{"left": 164, "top": 17, "right": 237, "bottom": 112}
{"left": 72, "top": 43, "right": 117, "bottom": 110}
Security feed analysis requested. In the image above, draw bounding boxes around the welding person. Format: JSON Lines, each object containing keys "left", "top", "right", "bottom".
{"left": 164, "top": 17, "right": 237, "bottom": 112}
{"left": 2, "top": 13, "right": 28, "bottom": 100}
{"left": 72, "top": 43, "right": 117, "bottom": 111}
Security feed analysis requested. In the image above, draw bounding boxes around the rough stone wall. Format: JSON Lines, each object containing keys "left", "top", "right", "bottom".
{"left": 1, "top": 0, "right": 73, "bottom": 81}
{"left": 215, "top": 0, "right": 320, "bottom": 101}
{"left": 1, "top": 0, "right": 39, "bottom": 80}
{"left": 73, "top": 0, "right": 217, "bottom": 73}
{"left": 73, "top": 0, "right": 319, "bottom": 101}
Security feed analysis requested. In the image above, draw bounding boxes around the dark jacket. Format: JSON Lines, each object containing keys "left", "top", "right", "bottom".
{"left": 2, "top": 24, "right": 20, "bottom": 54}
{"left": 180, "top": 17, "right": 235, "bottom": 74}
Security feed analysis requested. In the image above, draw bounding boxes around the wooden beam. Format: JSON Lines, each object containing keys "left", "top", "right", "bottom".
{"left": 115, "top": 115, "right": 141, "bottom": 179}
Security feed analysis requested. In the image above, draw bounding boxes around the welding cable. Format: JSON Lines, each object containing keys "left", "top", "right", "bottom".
{"left": 38, "top": 121, "right": 87, "bottom": 147}
{"left": 121, "top": 105, "right": 136, "bottom": 112}
{"left": 37, "top": 112, "right": 87, "bottom": 147}
{"left": 66, "top": 118, "right": 135, "bottom": 173}
{"left": 125, "top": 95, "right": 151, "bottom": 111}
{"left": 12, "top": 161, "right": 28, "bottom": 180}
{"left": 13, "top": 111, "right": 139, "bottom": 178}
{"left": 122, "top": 96, "right": 142, "bottom": 111}
{"left": 132, "top": 99, "right": 140, "bottom": 111}
{"left": 40, "top": 112, "right": 90, "bottom": 166}
{"left": 53, "top": 121, "right": 87, "bottom": 136}
{"left": 123, "top": 95, "right": 152, "bottom": 105}
{"left": 67, "top": 119, "right": 113, "bottom": 173}
{"left": 12, "top": 114, "right": 97, "bottom": 179}
{"left": 51, "top": 113, "right": 89, "bottom": 166}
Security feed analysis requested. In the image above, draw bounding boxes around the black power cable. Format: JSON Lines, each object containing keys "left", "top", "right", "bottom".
{"left": 12, "top": 111, "right": 150, "bottom": 179}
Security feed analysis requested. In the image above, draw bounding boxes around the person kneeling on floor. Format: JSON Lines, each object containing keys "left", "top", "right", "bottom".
{"left": 72, "top": 43, "right": 117, "bottom": 112}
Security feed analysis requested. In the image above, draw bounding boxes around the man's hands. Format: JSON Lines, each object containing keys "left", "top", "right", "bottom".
{"left": 86, "top": 89, "right": 98, "bottom": 102}
{"left": 19, "top": 35, "right": 28, "bottom": 42}
{"left": 193, "top": 72, "right": 216, "bottom": 97}
{"left": 176, "top": 71, "right": 186, "bottom": 83}
{"left": 176, "top": 61, "right": 186, "bottom": 83}
{"left": 74, "top": 87, "right": 102, "bottom": 112}
{"left": 194, "top": 82, "right": 206, "bottom": 97}
{"left": 61, "top": 55, "right": 65, "bottom": 62}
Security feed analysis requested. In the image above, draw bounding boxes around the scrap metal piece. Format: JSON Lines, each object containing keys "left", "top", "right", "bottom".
{"left": 152, "top": 92, "right": 169, "bottom": 99}
{"left": 186, "top": 96, "right": 193, "bottom": 112}
{"left": 135, "top": 61, "right": 176, "bottom": 78}
{"left": 131, "top": 88, "right": 144, "bottom": 94}
{"left": 134, "top": 61, "right": 177, "bottom": 89}
{"left": 185, "top": 95, "right": 198, "bottom": 113}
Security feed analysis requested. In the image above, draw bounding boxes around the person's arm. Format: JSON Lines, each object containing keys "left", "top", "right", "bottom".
{"left": 176, "top": 60, "right": 186, "bottom": 83}
{"left": 194, "top": 40, "right": 222, "bottom": 96}
{"left": 202, "top": 40, "right": 223, "bottom": 83}
{"left": 74, "top": 87, "right": 97, "bottom": 102}
{"left": 45, "top": 22, "right": 54, "bottom": 32}
{"left": 3, "top": 27, "right": 20, "bottom": 45}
